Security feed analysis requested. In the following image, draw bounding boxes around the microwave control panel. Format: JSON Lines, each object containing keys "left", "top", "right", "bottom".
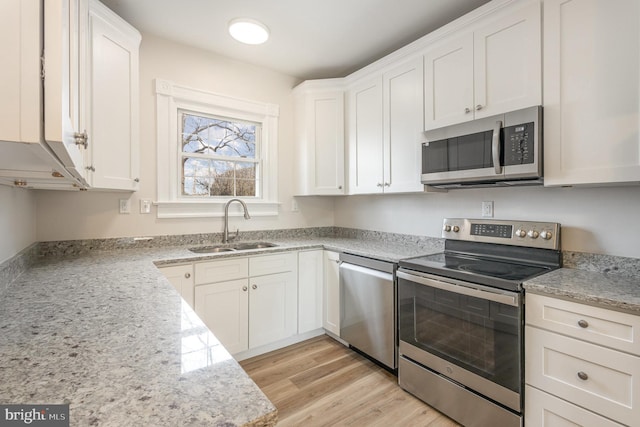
{"left": 503, "top": 122, "right": 534, "bottom": 166}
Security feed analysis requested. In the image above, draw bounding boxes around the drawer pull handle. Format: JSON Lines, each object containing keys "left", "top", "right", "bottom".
{"left": 577, "top": 371, "right": 589, "bottom": 381}
{"left": 578, "top": 319, "right": 589, "bottom": 328}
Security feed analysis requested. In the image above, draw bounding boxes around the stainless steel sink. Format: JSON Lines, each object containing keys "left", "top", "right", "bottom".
{"left": 188, "top": 246, "right": 236, "bottom": 254}
{"left": 231, "top": 242, "right": 278, "bottom": 250}
{"left": 188, "top": 241, "right": 278, "bottom": 254}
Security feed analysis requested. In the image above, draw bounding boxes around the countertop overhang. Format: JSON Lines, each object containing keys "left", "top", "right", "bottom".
{"left": 0, "top": 237, "right": 440, "bottom": 426}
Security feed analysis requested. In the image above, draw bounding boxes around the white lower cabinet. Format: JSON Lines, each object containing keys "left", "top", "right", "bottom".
{"left": 193, "top": 252, "right": 299, "bottom": 356}
{"left": 298, "top": 250, "right": 324, "bottom": 334}
{"left": 525, "top": 293, "right": 640, "bottom": 426}
{"left": 248, "top": 271, "right": 298, "bottom": 348}
{"left": 195, "top": 278, "right": 249, "bottom": 354}
{"left": 525, "top": 385, "right": 623, "bottom": 427}
{"left": 323, "top": 250, "right": 340, "bottom": 336}
{"left": 158, "top": 264, "right": 194, "bottom": 308}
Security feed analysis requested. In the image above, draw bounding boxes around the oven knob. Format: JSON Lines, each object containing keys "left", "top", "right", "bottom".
{"left": 527, "top": 230, "right": 539, "bottom": 239}
{"left": 452, "top": 225, "right": 460, "bottom": 233}
{"left": 444, "top": 225, "right": 452, "bottom": 232}
{"left": 540, "top": 230, "right": 553, "bottom": 240}
{"left": 515, "top": 229, "right": 526, "bottom": 238}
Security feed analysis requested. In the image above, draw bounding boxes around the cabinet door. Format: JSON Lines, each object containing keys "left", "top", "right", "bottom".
{"left": 544, "top": 0, "right": 640, "bottom": 186}
{"left": 525, "top": 385, "right": 624, "bottom": 427}
{"left": 383, "top": 58, "right": 425, "bottom": 193}
{"left": 295, "top": 88, "right": 345, "bottom": 195}
{"left": 348, "top": 77, "right": 384, "bottom": 194}
{"left": 43, "top": 0, "right": 87, "bottom": 184}
{"left": 298, "top": 250, "right": 323, "bottom": 334}
{"left": 159, "top": 264, "right": 194, "bottom": 309}
{"left": 323, "top": 251, "right": 341, "bottom": 336}
{"left": 526, "top": 327, "right": 640, "bottom": 426}
{"left": 83, "top": 0, "right": 140, "bottom": 190}
{"left": 249, "top": 271, "right": 297, "bottom": 349}
{"left": 195, "top": 279, "right": 249, "bottom": 354}
{"left": 0, "top": 0, "right": 40, "bottom": 144}
{"left": 424, "top": 33, "right": 474, "bottom": 130}
{"left": 474, "top": 2, "right": 541, "bottom": 118}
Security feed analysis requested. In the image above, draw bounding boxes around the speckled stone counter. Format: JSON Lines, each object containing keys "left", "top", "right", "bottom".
{"left": 0, "top": 235, "right": 441, "bottom": 426}
{"left": 524, "top": 268, "right": 640, "bottom": 314}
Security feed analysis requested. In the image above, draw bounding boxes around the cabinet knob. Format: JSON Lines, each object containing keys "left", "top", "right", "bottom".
{"left": 242, "top": 286, "right": 248, "bottom": 292}
{"left": 384, "top": 182, "right": 390, "bottom": 187}
{"left": 577, "top": 371, "right": 589, "bottom": 381}
{"left": 577, "top": 319, "right": 589, "bottom": 328}
{"left": 134, "top": 178, "right": 140, "bottom": 183}
{"left": 376, "top": 183, "right": 383, "bottom": 187}
{"left": 252, "top": 284, "right": 257, "bottom": 290}
{"left": 338, "top": 185, "right": 343, "bottom": 190}
{"left": 464, "top": 107, "right": 472, "bottom": 114}
{"left": 475, "top": 104, "right": 484, "bottom": 111}
{"left": 184, "top": 272, "right": 191, "bottom": 279}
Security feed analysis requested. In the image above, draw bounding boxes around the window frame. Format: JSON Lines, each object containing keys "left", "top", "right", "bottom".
{"left": 179, "top": 109, "right": 262, "bottom": 199}
{"left": 155, "top": 79, "right": 279, "bottom": 219}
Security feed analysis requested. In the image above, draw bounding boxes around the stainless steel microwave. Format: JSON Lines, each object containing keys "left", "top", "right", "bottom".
{"left": 421, "top": 106, "right": 542, "bottom": 189}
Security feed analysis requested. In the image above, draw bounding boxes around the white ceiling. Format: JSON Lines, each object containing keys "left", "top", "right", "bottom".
{"left": 100, "top": 0, "right": 491, "bottom": 80}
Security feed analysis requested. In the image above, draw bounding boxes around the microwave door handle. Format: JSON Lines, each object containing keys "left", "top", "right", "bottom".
{"left": 493, "top": 120, "right": 503, "bottom": 174}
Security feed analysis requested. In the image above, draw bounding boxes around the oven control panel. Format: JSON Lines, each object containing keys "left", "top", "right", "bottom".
{"left": 442, "top": 218, "right": 560, "bottom": 250}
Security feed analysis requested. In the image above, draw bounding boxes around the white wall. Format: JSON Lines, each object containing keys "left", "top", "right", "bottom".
{"left": 35, "top": 33, "right": 334, "bottom": 241}
{"left": 0, "top": 185, "right": 36, "bottom": 263}
{"left": 334, "top": 185, "right": 640, "bottom": 259}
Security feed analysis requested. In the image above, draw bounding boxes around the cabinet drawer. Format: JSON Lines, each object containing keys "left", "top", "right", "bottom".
{"left": 249, "top": 252, "right": 297, "bottom": 277}
{"left": 525, "top": 385, "right": 623, "bottom": 427}
{"left": 526, "top": 293, "right": 640, "bottom": 355}
{"left": 195, "top": 257, "right": 249, "bottom": 285}
{"left": 526, "top": 327, "right": 640, "bottom": 426}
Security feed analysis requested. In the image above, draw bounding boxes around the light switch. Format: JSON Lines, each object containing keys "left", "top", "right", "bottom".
{"left": 140, "top": 199, "right": 152, "bottom": 214}
{"left": 119, "top": 199, "right": 131, "bottom": 214}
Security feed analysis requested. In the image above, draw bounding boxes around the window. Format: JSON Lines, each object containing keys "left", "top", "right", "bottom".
{"left": 155, "top": 79, "right": 279, "bottom": 219}
{"left": 180, "top": 112, "right": 260, "bottom": 198}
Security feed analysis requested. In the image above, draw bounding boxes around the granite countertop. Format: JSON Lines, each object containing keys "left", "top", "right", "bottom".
{"left": 0, "top": 236, "right": 440, "bottom": 426}
{"left": 524, "top": 268, "right": 640, "bottom": 314}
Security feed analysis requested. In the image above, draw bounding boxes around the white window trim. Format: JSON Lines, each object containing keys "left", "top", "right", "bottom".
{"left": 155, "top": 79, "right": 280, "bottom": 219}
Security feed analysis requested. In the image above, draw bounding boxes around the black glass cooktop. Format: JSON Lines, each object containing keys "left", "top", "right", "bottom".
{"left": 399, "top": 252, "right": 553, "bottom": 292}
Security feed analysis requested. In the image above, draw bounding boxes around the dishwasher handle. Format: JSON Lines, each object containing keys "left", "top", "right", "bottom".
{"left": 340, "top": 262, "right": 394, "bottom": 282}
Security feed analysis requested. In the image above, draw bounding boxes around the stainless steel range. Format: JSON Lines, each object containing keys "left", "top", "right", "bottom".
{"left": 397, "top": 218, "right": 561, "bottom": 427}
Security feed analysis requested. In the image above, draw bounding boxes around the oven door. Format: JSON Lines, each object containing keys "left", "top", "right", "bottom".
{"left": 397, "top": 269, "right": 522, "bottom": 412}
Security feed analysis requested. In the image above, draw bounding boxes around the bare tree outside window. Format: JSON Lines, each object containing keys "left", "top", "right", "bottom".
{"left": 180, "top": 112, "right": 260, "bottom": 197}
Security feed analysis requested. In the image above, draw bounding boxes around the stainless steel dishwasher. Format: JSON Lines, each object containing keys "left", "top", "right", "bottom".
{"left": 340, "top": 253, "right": 396, "bottom": 370}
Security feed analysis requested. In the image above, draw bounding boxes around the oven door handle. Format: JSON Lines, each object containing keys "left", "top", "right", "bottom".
{"left": 397, "top": 270, "right": 519, "bottom": 307}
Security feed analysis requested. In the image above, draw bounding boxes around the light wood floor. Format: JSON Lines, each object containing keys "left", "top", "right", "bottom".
{"left": 240, "top": 335, "right": 461, "bottom": 426}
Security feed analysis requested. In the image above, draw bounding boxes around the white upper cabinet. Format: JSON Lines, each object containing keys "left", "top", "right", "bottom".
{"left": 543, "top": 0, "right": 640, "bottom": 186}
{"left": 348, "top": 57, "right": 424, "bottom": 194}
{"left": 293, "top": 80, "right": 345, "bottom": 195}
{"left": 43, "top": 0, "right": 87, "bottom": 184}
{"left": 383, "top": 58, "right": 425, "bottom": 193}
{"left": 0, "top": 0, "right": 41, "bottom": 145}
{"left": 348, "top": 76, "right": 384, "bottom": 194}
{"left": 0, "top": 0, "right": 139, "bottom": 191}
{"left": 81, "top": 0, "right": 141, "bottom": 190}
{"left": 424, "top": 1, "right": 541, "bottom": 130}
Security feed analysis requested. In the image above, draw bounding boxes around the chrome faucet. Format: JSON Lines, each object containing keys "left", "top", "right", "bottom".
{"left": 223, "top": 199, "right": 251, "bottom": 243}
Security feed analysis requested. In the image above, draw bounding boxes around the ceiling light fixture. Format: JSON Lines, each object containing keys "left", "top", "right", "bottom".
{"left": 228, "top": 18, "right": 270, "bottom": 45}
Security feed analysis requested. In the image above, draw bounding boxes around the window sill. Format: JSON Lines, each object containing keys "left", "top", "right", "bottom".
{"left": 155, "top": 200, "right": 280, "bottom": 219}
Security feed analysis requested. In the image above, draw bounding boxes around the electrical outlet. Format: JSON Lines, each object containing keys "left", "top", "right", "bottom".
{"left": 119, "top": 199, "right": 131, "bottom": 214}
{"left": 140, "top": 199, "right": 152, "bottom": 214}
{"left": 482, "top": 201, "right": 494, "bottom": 218}
{"left": 291, "top": 198, "right": 299, "bottom": 212}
